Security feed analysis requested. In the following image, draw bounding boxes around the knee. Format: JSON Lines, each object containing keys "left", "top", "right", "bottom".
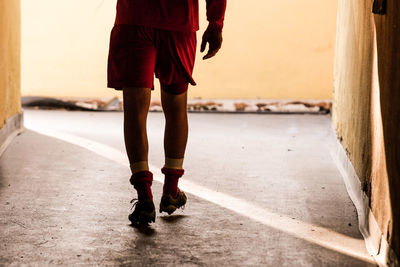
{"left": 162, "top": 92, "right": 188, "bottom": 120}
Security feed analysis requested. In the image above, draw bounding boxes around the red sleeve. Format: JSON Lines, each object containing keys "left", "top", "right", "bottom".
{"left": 206, "top": 0, "right": 227, "bottom": 32}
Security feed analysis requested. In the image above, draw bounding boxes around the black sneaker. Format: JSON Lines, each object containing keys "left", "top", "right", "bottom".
{"left": 129, "top": 199, "right": 156, "bottom": 225}
{"left": 159, "top": 190, "right": 187, "bottom": 215}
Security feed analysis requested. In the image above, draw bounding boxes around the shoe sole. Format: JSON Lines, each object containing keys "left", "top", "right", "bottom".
{"left": 159, "top": 192, "right": 187, "bottom": 215}
{"left": 159, "top": 204, "right": 178, "bottom": 215}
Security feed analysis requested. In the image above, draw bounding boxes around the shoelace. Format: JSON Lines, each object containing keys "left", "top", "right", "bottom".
{"left": 130, "top": 198, "right": 138, "bottom": 210}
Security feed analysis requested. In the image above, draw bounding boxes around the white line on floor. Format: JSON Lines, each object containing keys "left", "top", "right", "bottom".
{"left": 25, "top": 125, "right": 375, "bottom": 264}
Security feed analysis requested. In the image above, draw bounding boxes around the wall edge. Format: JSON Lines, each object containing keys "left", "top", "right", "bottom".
{"left": 329, "top": 126, "right": 398, "bottom": 266}
{"left": 0, "top": 112, "right": 24, "bottom": 157}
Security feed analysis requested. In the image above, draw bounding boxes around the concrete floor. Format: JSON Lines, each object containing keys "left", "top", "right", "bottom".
{"left": 0, "top": 110, "right": 376, "bottom": 266}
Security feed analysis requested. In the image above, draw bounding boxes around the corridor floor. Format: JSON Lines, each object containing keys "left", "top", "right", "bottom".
{"left": 0, "top": 110, "right": 376, "bottom": 266}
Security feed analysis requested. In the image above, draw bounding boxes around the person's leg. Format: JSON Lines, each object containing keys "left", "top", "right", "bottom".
{"left": 123, "top": 88, "right": 151, "bottom": 166}
{"left": 108, "top": 24, "right": 158, "bottom": 223}
{"left": 155, "top": 30, "right": 195, "bottom": 214}
{"left": 158, "top": 88, "right": 188, "bottom": 214}
{"left": 161, "top": 89, "right": 188, "bottom": 161}
{"left": 155, "top": 30, "right": 195, "bottom": 168}
{"left": 160, "top": 88, "right": 188, "bottom": 196}
{"left": 123, "top": 87, "right": 153, "bottom": 200}
{"left": 123, "top": 87, "right": 156, "bottom": 223}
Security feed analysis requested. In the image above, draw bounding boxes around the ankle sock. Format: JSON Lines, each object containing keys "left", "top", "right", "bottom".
{"left": 161, "top": 167, "right": 184, "bottom": 197}
{"left": 164, "top": 157, "right": 184, "bottom": 170}
{"left": 130, "top": 161, "right": 149, "bottom": 174}
{"left": 130, "top": 170, "right": 153, "bottom": 201}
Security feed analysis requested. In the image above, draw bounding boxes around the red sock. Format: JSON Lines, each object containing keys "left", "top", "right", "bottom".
{"left": 161, "top": 167, "right": 184, "bottom": 197}
{"left": 130, "top": 171, "right": 153, "bottom": 201}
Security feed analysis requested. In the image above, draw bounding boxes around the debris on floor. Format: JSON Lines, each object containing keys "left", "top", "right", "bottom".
{"left": 187, "top": 101, "right": 223, "bottom": 112}
{"left": 22, "top": 96, "right": 122, "bottom": 111}
{"left": 183, "top": 99, "right": 332, "bottom": 114}
{"left": 22, "top": 96, "right": 332, "bottom": 114}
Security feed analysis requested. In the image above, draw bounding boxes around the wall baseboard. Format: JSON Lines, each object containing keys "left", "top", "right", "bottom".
{"left": 0, "top": 113, "right": 24, "bottom": 157}
{"left": 330, "top": 127, "right": 398, "bottom": 267}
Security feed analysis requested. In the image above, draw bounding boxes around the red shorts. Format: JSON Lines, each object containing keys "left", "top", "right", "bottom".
{"left": 107, "top": 25, "right": 197, "bottom": 94}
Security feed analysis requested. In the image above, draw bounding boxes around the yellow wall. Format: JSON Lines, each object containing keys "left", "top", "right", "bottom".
{"left": 333, "top": 0, "right": 400, "bottom": 262}
{"left": 0, "top": 0, "right": 22, "bottom": 128}
{"left": 21, "top": 0, "right": 337, "bottom": 100}
{"left": 196, "top": 0, "right": 337, "bottom": 99}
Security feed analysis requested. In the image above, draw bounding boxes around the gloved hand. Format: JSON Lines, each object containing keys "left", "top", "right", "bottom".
{"left": 200, "top": 25, "right": 223, "bottom": 60}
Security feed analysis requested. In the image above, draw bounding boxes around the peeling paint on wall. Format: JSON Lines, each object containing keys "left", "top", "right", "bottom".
{"left": 333, "top": 0, "right": 400, "bottom": 263}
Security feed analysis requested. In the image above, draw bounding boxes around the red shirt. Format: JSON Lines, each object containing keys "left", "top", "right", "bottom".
{"left": 115, "top": 0, "right": 226, "bottom": 32}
